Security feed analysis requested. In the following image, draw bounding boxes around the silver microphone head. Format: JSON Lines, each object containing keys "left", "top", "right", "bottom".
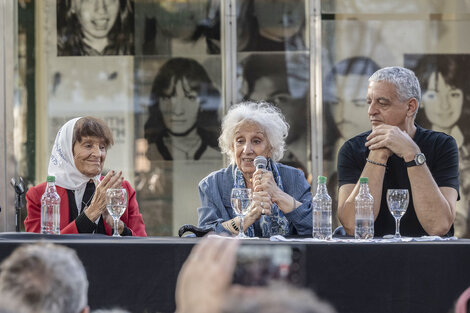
{"left": 254, "top": 156, "right": 267, "bottom": 170}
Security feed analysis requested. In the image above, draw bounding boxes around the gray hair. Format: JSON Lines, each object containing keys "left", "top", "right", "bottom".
{"left": 369, "top": 66, "right": 421, "bottom": 114}
{"left": 92, "top": 309, "right": 131, "bottom": 313}
{"left": 0, "top": 243, "right": 88, "bottom": 313}
{"left": 219, "top": 101, "right": 289, "bottom": 163}
{"left": 222, "top": 282, "right": 337, "bottom": 313}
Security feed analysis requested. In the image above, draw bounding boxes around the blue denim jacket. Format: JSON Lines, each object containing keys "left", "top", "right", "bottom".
{"left": 197, "top": 163, "right": 313, "bottom": 237}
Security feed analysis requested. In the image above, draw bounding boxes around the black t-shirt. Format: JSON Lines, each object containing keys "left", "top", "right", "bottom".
{"left": 338, "top": 124, "right": 459, "bottom": 237}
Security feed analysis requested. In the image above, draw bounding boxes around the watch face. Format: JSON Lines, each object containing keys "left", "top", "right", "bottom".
{"left": 416, "top": 153, "right": 426, "bottom": 165}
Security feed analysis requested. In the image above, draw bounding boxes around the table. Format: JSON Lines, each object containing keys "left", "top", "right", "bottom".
{"left": 0, "top": 233, "right": 469, "bottom": 313}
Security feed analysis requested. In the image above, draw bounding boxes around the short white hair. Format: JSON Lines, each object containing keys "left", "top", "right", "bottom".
{"left": 0, "top": 243, "right": 88, "bottom": 313}
{"left": 219, "top": 101, "right": 289, "bottom": 163}
{"left": 369, "top": 66, "right": 421, "bottom": 113}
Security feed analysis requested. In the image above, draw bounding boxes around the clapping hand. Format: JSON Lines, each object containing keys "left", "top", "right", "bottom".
{"left": 84, "top": 170, "right": 123, "bottom": 222}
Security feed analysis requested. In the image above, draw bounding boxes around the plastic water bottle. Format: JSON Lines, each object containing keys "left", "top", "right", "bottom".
{"left": 41, "top": 176, "right": 60, "bottom": 234}
{"left": 312, "top": 176, "right": 332, "bottom": 240}
{"left": 355, "top": 177, "right": 374, "bottom": 239}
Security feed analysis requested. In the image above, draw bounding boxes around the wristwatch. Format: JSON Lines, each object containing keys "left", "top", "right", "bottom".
{"left": 405, "top": 153, "right": 426, "bottom": 167}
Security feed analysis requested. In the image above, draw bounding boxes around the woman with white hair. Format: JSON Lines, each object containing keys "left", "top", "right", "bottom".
{"left": 197, "top": 102, "right": 312, "bottom": 237}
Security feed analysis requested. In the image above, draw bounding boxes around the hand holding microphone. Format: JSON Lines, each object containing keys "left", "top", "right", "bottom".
{"left": 252, "top": 156, "right": 272, "bottom": 216}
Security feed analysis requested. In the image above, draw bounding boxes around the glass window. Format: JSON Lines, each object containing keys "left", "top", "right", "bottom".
{"left": 6, "top": 0, "right": 470, "bottom": 237}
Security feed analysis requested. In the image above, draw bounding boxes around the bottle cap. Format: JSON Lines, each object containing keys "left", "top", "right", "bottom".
{"left": 46, "top": 176, "right": 56, "bottom": 183}
{"left": 318, "top": 176, "right": 327, "bottom": 183}
{"left": 359, "top": 177, "right": 369, "bottom": 183}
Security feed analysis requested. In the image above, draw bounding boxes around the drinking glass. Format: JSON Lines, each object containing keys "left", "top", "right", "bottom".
{"left": 386, "top": 189, "right": 409, "bottom": 239}
{"left": 106, "top": 188, "right": 128, "bottom": 237}
{"left": 231, "top": 188, "right": 252, "bottom": 238}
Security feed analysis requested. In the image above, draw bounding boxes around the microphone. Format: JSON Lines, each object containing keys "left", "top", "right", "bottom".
{"left": 254, "top": 156, "right": 267, "bottom": 170}
{"left": 10, "top": 177, "right": 25, "bottom": 195}
{"left": 10, "top": 177, "right": 25, "bottom": 232}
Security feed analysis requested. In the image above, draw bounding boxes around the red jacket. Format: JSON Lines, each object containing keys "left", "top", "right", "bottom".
{"left": 25, "top": 180, "right": 147, "bottom": 236}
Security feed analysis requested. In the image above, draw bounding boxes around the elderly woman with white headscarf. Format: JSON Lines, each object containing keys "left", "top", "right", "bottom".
{"left": 197, "top": 102, "right": 312, "bottom": 237}
{"left": 25, "top": 117, "right": 146, "bottom": 236}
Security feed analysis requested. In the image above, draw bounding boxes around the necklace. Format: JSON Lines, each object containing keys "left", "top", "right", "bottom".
{"left": 81, "top": 190, "right": 95, "bottom": 210}
{"left": 72, "top": 183, "right": 96, "bottom": 210}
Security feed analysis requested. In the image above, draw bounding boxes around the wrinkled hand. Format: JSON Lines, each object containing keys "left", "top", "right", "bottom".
{"left": 252, "top": 169, "right": 282, "bottom": 203}
{"left": 365, "top": 125, "right": 419, "bottom": 160}
{"left": 84, "top": 170, "right": 123, "bottom": 222}
{"left": 175, "top": 236, "right": 239, "bottom": 313}
{"left": 243, "top": 191, "right": 272, "bottom": 228}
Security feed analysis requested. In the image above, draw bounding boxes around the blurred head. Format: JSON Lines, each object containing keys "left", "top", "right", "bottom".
{"left": 222, "top": 282, "right": 337, "bottom": 313}
{"left": 0, "top": 243, "right": 89, "bottom": 313}
{"left": 144, "top": 58, "right": 221, "bottom": 157}
{"left": 73, "top": 116, "right": 114, "bottom": 177}
{"left": 324, "top": 57, "right": 380, "bottom": 138}
{"left": 414, "top": 55, "right": 467, "bottom": 130}
{"left": 253, "top": 0, "right": 305, "bottom": 41}
{"left": 219, "top": 102, "right": 289, "bottom": 174}
{"left": 242, "top": 54, "right": 306, "bottom": 144}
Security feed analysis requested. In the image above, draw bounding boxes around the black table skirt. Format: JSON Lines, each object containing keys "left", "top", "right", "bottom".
{"left": 0, "top": 233, "right": 468, "bottom": 313}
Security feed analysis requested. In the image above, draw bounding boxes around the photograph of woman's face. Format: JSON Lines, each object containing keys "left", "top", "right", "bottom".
{"left": 329, "top": 74, "right": 370, "bottom": 138}
{"left": 254, "top": 0, "right": 304, "bottom": 40}
{"left": 422, "top": 71, "right": 464, "bottom": 129}
{"left": 160, "top": 77, "right": 200, "bottom": 135}
{"left": 76, "top": 0, "right": 120, "bottom": 43}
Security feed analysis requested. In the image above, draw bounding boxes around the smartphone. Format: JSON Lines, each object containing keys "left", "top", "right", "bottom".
{"left": 232, "top": 244, "right": 305, "bottom": 286}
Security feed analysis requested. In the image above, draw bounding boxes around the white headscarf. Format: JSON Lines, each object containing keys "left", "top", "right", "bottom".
{"left": 48, "top": 117, "right": 101, "bottom": 192}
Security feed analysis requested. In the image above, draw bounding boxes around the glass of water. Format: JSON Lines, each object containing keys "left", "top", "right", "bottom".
{"left": 386, "top": 189, "right": 409, "bottom": 239}
{"left": 106, "top": 188, "right": 128, "bottom": 237}
{"left": 231, "top": 188, "right": 252, "bottom": 238}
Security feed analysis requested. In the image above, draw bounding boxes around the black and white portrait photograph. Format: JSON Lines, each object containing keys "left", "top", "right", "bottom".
{"left": 57, "top": 0, "right": 135, "bottom": 56}
{"left": 239, "top": 52, "right": 310, "bottom": 172}
{"left": 134, "top": 0, "right": 215, "bottom": 55}
{"left": 134, "top": 56, "right": 223, "bottom": 235}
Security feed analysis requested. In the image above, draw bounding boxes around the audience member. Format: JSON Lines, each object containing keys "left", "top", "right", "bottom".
{"left": 222, "top": 282, "right": 336, "bottom": 313}
{"left": 175, "top": 236, "right": 337, "bottom": 313}
{"left": 197, "top": 102, "right": 313, "bottom": 237}
{"left": 455, "top": 286, "right": 470, "bottom": 313}
{"left": 92, "top": 309, "right": 130, "bottom": 313}
{"left": 337, "top": 66, "right": 459, "bottom": 237}
{"left": 0, "top": 243, "right": 89, "bottom": 313}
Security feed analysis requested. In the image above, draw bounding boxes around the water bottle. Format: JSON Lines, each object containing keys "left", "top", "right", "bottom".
{"left": 312, "top": 176, "right": 332, "bottom": 240}
{"left": 355, "top": 177, "right": 374, "bottom": 239}
{"left": 41, "top": 176, "right": 60, "bottom": 234}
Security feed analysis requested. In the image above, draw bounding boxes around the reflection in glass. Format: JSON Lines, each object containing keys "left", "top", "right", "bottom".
{"left": 409, "top": 54, "right": 470, "bottom": 237}
{"left": 323, "top": 56, "right": 380, "bottom": 228}
{"left": 240, "top": 53, "right": 309, "bottom": 171}
{"left": 238, "top": 0, "right": 306, "bottom": 52}
{"left": 137, "top": 0, "right": 213, "bottom": 55}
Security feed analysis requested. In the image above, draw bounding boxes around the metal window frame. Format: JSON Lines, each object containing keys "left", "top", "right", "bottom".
{"left": 0, "top": 0, "right": 324, "bottom": 232}
{"left": 0, "top": 0, "right": 17, "bottom": 232}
